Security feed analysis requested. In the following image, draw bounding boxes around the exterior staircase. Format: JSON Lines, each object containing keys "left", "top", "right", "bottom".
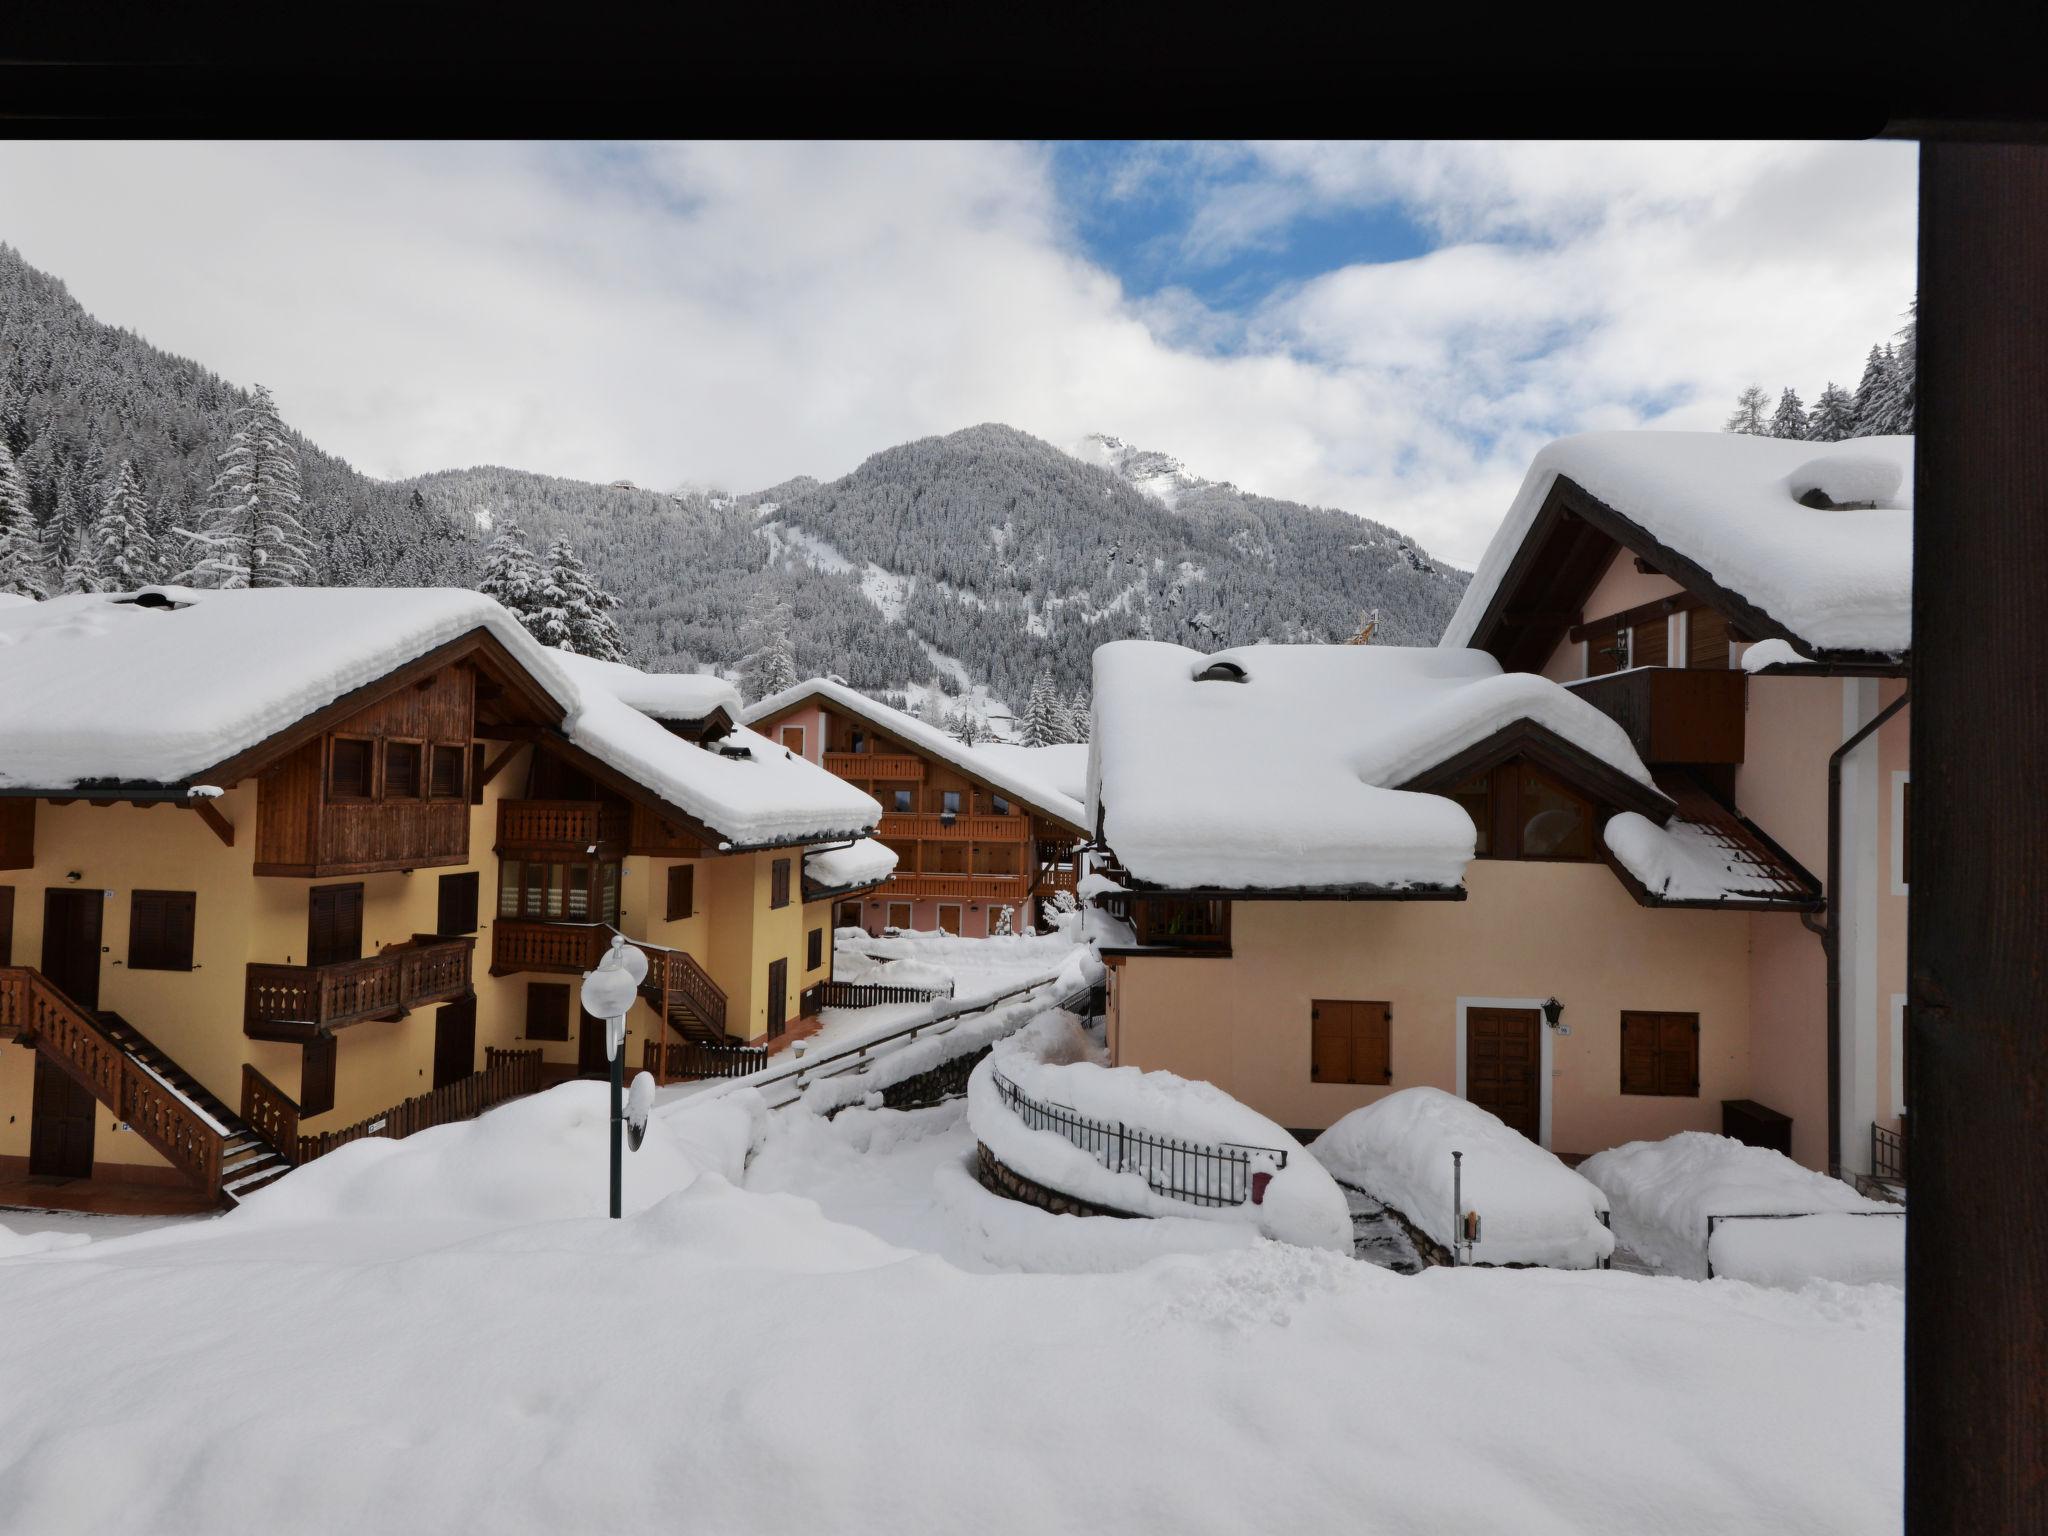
{"left": 0, "top": 967, "right": 293, "bottom": 1207}
{"left": 636, "top": 945, "right": 728, "bottom": 1049}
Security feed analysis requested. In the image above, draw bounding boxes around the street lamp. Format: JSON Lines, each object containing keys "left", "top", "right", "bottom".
{"left": 581, "top": 934, "right": 650, "bottom": 1218}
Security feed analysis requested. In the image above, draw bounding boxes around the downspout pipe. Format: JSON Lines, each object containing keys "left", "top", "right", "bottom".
{"left": 1802, "top": 688, "right": 1909, "bottom": 1177}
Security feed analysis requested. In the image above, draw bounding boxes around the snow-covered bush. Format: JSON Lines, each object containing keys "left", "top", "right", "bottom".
{"left": 1313, "top": 1088, "right": 1614, "bottom": 1268}
{"left": 968, "top": 1012, "right": 1351, "bottom": 1251}
{"left": 1579, "top": 1132, "right": 1901, "bottom": 1285}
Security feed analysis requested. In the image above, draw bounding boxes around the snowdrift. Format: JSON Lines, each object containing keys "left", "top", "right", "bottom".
{"left": 1313, "top": 1088, "right": 1614, "bottom": 1269}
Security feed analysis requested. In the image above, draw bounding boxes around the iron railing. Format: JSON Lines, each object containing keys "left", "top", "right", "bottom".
{"left": 1872, "top": 1120, "right": 1907, "bottom": 1185}
{"left": 987, "top": 1062, "right": 1287, "bottom": 1209}
{"left": 1702, "top": 1208, "right": 1906, "bottom": 1279}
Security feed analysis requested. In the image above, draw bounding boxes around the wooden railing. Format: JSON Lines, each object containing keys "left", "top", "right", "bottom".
{"left": 825, "top": 752, "right": 924, "bottom": 782}
{"left": 884, "top": 873, "right": 1024, "bottom": 900}
{"left": 489, "top": 917, "right": 609, "bottom": 976}
{"left": 650, "top": 944, "right": 727, "bottom": 1035}
{"left": 0, "top": 967, "right": 225, "bottom": 1199}
{"left": 241, "top": 1064, "right": 302, "bottom": 1162}
{"left": 1132, "top": 896, "right": 1232, "bottom": 950}
{"left": 296, "top": 1046, "right": 543, "bottom": 1163}
{"left": 497, "top": 798, "right": 631, "bottom": 853}
{"left": 878, "top": 812, "right": 1020, "bottom": 841}
{"left": 245, "top": 935, "right": 475, "bottom": 1039}
{"left": 642, "top": 1039, "right": 768, "bottom": 1082}
{"left": 811, "top": 979, "right": 954, "bottom": 1009}
{"left": 1567, "top": 667, "right": 1748, "bottom": 766}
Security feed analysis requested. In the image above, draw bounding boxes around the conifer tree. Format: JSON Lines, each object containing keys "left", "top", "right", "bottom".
{"left": 1065, "top": 687, "right": 1092, "bottom": 743}
{"left": 737, "top": 591, "right": 800, "bottom": 701}
{"left": 477, "top": 518, "right": 548, "bottom": 629}
{"left": 89, "top": 460, "right": 160, "bottom": 590}
{"left": 1768, "top": 387, "right": 1807, "bottom": 440}
{"left": 1021, "top": 668, "right": 1061, "bottom": 746}
{"left": 0, "top": 437, "right": 47, "bottom": 599}
{"left": 1850, "top": 344, "right": 1896, "bottom": 437}
{"left": 1806, "top": 382, "right": 1856, "bottom": 442}
{"left": 178, "top": 383, "right": 317, "bottom": 588}
{"left": 545, "top": 538, "right": 628, "bottom": 661}
{"left": 1723, "top": 384, "right": 1771, "bottom": 435}
{"left": 1861, "top": 302, "right": 1917, "bottom": 435}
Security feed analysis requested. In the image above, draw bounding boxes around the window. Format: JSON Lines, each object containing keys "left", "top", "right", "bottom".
{"left": 1311, "top": 1000, "right": 1392, "bottom": 1086}
{"left": 892, "top": 788, "right": 913, "bottom": 813}
{"left": 807, "top": 927, "right": 824, "bottom": 970}
{"left": 1515, "top": 765, "right": 1593, "bottom": 860}
{"left": 850, "top": 729, "right": 866, "bottom": 753}
{"left": 771, "top": 858, "right": 792, "bottom": 910}
{"left": 0, "top": 885, "right": 12, "bottom": 964}
{"left": 1688, "top": 607, "right": 1731, "bottom": 669}
{"left": 500, "top": 860, "right": 622, "bottom": 923}
{"left": 937, "top": 905, "right": 962, "bottom": 935}
{"left": 1632, "top": 615, "right": 1668, "bottom": 668}
{"left": 667, "top": 863, "right": 695, "bottom": 921}
{"left": 329, "top": 737, "right": 373, "bottom": 800}
{"left": 1620, "top": 1011, "right": 1699, "bottom": 1096}
{"left": 128, "top": 890, "right": 197, "bottom": 971}
{"left": 941, "top": 790, "right": 961, "bottom": 821}
{"left": 1448, "top": 774, "right": 1491, "bottom": 856}
{"left": 780, "top": 726, "right": 805, "bottom": 756}
{"left": 437, "top": 871, "right": 479, "bottom": 936}
{"left": 385, "top": 740, "right": 423, "bottom": 800}
{"left": 766, "top": 957, "right": 789, "bottom": 1038}
{"left": 470, "top": 742, "right": 487, "bottom": 806}
{"left": 526, "top": 982, "right": 571, "bottom": 1041}
{"left": 300, "top": 1034, "right": 337, "bottom": 1117}
{"left": 430, "top": 744, "right": 467, "bottom": 799}
{"left": 991, "top": 794, "right": 1012, "bottom": 816}
{"left": 307, "top": 884, "right": 364, "bottom": 969}
{"left": 1586, "top": 622, "right": 1629, "bottom": 677}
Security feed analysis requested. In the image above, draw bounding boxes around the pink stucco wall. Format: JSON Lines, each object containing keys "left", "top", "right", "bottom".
{"left": 1538, "top": 551, "right": 1685, "bottom": 682}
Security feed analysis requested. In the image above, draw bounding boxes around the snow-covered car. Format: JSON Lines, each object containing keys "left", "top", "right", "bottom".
{"left": 1578, "top": 1132, "right": 1902, "bottom": 1286}
{"left": 1312, "top": 1088, "right": 1615, "bottom": 1269}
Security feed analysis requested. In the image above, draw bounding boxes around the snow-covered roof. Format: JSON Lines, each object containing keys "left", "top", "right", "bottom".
{"left": 972, "top": 742, "right": 1088, "bottom": 806}
{"left": 743, "top": 678, "right": 1088, "bottom": 830}
{"left": 545, "top": 648, "right": 742, "bottom": 724}
{"left": 1089, "top": 640, "right": 1657, "bottom": 892}
{"left": 0, "top": 587, "right": 879, "bottom": 846}
{"left": 1443, "top": 432, "right": 1914, "bottom": 659}
{"left": 803, "top": 837, "right": 898, "bottom": 896}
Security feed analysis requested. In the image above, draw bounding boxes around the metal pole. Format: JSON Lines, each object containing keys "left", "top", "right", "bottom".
{"left": 609, "top": 1013, "right": 624, "bottom": 1219}
{"left": 1452, "top": 1150, "right": 1463, "bottom": 1267}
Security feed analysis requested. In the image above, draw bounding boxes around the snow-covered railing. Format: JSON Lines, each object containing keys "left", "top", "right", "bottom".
{"left": 986, "top": 1062, "right": 1289, "bottom": 1209}
{"left": 811, "top": 979, "right": 955, "bottom": 1010}
{"left": 1702, "top": 1209, "right": 1905, "bottom": 1280}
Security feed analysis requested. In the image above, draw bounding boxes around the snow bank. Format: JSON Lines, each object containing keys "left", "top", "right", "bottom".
{"left": 1740, "top": 637, "right": 1807, "bottom": 672}
{"left": 968, "top": 1011, "right": 1351, "bottom": 1251}
{"left": 0, "top": 1222, "right": 91, "bottom": 1259}
{"left": 1604, "top": 810, "right": 1795, "bottom": 904}
{"left": 1089, "top": 639, "right": 1657, "bottom": 891}
{"left": 545, "top": 647, "right": 741, "bottom": 723}
{"left": 1313, "top": 1088, "right": 1615, "bottom": 1268}
{"left": 743, "top": 677, "right": 1087, "bottom": 829}
{"left": 1444, "top": 432, "right": 1914, "bottom": 658}
{"left": 803, "top": 837, "right": 898, "bottom": 893}
{"left": 1579, "top": 1132, "right": 1900, "bottom": 1285}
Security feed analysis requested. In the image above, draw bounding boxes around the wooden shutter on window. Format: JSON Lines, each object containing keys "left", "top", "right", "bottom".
{"left": 1621, "top": 1011, "right": 1700, "bottom": 1096}
{"left": 1311, "top": 1001, "right": 1392, "bottom": 1086}
{"left": 1354, "top": 1001, "right": 1391, "bottom": 1085}
{"left": 129, "top": 890, "right": 197, "bottom": 971}
{"left": 1632, "top": 616, "right": 1668, "bottom": 667}
{"left": 667, "top": 864, "right": 695, "bottom": 921}
{"left": 808, "top": 927, "right": 824, "bottom": 970}
{"left": 526, "top": 982, "right": 570, "bottom": 1041}
{"left": 1311, "top": 1002, "right": 1352, "bottom": 1084}
{"left": 767, "top": 958, "right": 789, "bottom": 1037}
{"left": 1688, "top": 608, "right": 1731, "bottom": 668}
{"left": 470, "top": 742, "right": 487, "bottom": 806}
{"left": 0, "top": 885, "right": 15, "bottom": 965}
{"left": 308, "top": 884, "right": 364, "bottom": 969}
{"left": 438, "top": 871, "right": 479, "bottom": 936}
{"left": 771, "top": 859, "right": 792, "bottom": 910}
{"left": 300, "top": 1034, "right": 337, "bottom": 1117}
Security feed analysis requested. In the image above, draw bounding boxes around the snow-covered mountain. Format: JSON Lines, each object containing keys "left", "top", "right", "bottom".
{"left": 1073, "top": 432, "right": 1213, "bottom": 508}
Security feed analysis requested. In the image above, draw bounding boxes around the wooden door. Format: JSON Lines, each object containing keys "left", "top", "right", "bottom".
{"left": 41, "top": 888, "right": 104, "bottom": 1010}
{"left": 307, "top": 883, "right": 364, "bottom": 968}
{"left": 29, "top": 1055, "right": 96, "bottom": 1178}
{"left": 433, "top": 996, "right": 477, "bottom": 1089}
{"left": 1467, "top": 1006, "right": 1541, "bottom": 1140}
{"left": 577, "top": 1008, "right": 609, "bottom": 1078}
{"left": 937, "top": 904, "right": 962, "bottom": 935}
{"left": 766, "top": 957, "right": 788, "bottom": 1039}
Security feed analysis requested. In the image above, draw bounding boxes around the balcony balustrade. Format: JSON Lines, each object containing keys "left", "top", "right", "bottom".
{"left": 245, "top": 934, "right": 475, "bottom": 1040}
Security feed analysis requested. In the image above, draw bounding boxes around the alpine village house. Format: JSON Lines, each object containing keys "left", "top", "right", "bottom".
{"left": 0, "top": 587, "right": 894, "bottom": 1209}
{"left": 744, "top": 680, "right": 1088, "bottom": 938}
{"left": 1087, "top": 431, "right": 1911, "bottom": 1187}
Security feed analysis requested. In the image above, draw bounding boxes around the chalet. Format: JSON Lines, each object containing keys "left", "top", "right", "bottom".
{"left": 744, "top": 680, "right": 1087, "bottom": 937}
{"left": 1089, "top": 432, "right": 1910, "bottom": 1183}
{"left": 0, "top": 587, "right": 891, "bottom": 1210}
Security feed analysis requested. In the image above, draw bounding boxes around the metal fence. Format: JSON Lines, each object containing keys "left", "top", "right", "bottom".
{"left": 1872, "top": 1121, "right": 1908, "bottom": 1185}
{"left": 1702, "top": 1208, "right": 1906, "bottom": 1279}
{"left": 988, "top": 1063, "right": 1288, "bottom": 1208}
{"left": 811, "top": 979, "right": 955, "bottom": 1010}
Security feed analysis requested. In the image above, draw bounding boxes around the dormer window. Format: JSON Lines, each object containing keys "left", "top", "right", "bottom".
{"left": 1193, "top": 660, "right": 1248, "bottom": 683}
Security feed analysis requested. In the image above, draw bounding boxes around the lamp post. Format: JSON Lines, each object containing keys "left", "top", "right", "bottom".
{"left": 580, "top": 935, "right": 648, "bottom": 1218}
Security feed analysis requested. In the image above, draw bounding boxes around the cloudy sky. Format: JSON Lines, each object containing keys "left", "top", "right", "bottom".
{"left": 0, "top": 140, "right": 1916, "bottom": 565}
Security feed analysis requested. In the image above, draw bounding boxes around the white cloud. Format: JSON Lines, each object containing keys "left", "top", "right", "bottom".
{"left": 0, "top": 139, "right": 1915, "bottom": 567}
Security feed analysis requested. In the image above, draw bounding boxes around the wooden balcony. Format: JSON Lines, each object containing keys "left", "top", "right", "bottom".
{"left": 884, "top": 873, "right": 1027, "bottom": 900}
{"left": 825, "top": 752, "right": 925, "bottom": 782}
{"left": 878, "top": 812, "right": 1022, "bottom": 841}
{"left": 1567, "top": 667, "right": 1747, "bottom": 766}
{"left": 489, "top": 917, "right": 612, "bottom": 977}
{"left": 244, "top": 935, "right": 475, "bottom": 1041}
{"left": 497, "top": 798, "right": 631, "bottom": 855}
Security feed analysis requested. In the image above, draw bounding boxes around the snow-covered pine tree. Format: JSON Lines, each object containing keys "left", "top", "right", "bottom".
{"left": 1723, "top": 385, "right": 1771, "bottom": 435}
{"left": 1065, "top": 687, "right": 1091, "bottom": 743}
{"left": 1768, "top": 388, "right": 1807, "bottom": 440}
{"left": 0, "top": 438, "right": 47, "bottom": 599}
{"left": 1021, "top": 668, "right": 1061, "bottom": 746}
{"left": 545, "top": 538, "right": 627, "bottom": 661}
{"left": 478, "top": 517, "right": 547, "bottom": 630}
{"left": 1806, "top": 382, "right": 1856, "bottom": 442}
{"left": 947, "top": 708, "right": 987, "bottom": 745}
{"left": 39, "top": 475, "right": 86, "bottom": 584}
{"left": 737, "top": 592, "right": 800, "bottom": 701}
{"left": 1861, "top": 302, "right": 1917, "bottom": 435}
{"left": 89, "top": 460, "right": 160, "bottom": 591}
{"left": 917, "top": 682, "right": 950, "bottom": 729}
{"left": 178, "top": 383, "right": 317, "bottom": 588}
{"left": 1850, "top": 345, "right": 1897, "bottom": 438}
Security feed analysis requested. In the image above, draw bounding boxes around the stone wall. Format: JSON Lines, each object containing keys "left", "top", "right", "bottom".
{"left": 974, "top": 1140, "right": 1141, "bottom": 1219}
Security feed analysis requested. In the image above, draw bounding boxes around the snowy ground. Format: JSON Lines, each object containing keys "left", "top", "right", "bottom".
{"left": 0, "top": 1066, "right": 1905, "bottom": 1535}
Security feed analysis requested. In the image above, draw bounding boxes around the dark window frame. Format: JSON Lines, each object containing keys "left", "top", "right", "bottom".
{"left": 1620, "top": 1010, "right": 1701, "bottom": 1097}
{"left": 667, "top": 863, "right": 696, "bottom": 922}
{"left": 525, "top": 981, "right": 571, "bottom": 1042}
{"left": 328, "top": 735, "right": 375, "bottom": 802}
{"left": 128, "top": 889, "right": 197, "bottom": 972}
{"left": 437, "top": 871, "right": 480, "bottom": 936}
{"left": 807, "top": 927, "right": 824, "bottom": 970}
{"left": 429, "top": 742, "right": 468, "bottom": 800}
{"left": 1310, "top": 999, "right": 1393, "bottom": 1087}
{"left": 383, "top": 738, "right": 425, "bottom": 801}
{"left": 770, "top": 858, "right": 792, "bottom": 910}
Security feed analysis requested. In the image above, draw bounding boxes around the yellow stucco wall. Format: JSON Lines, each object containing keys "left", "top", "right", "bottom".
{"left": 1109, "top": 860, "right": 1756, "bottom": 1153}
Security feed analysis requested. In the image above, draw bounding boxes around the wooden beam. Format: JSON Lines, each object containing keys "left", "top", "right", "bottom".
{"left": 188, "top": 799, "right": 235, "bottom": 848}
{"left": 477, "top": 742, "right": 523, "bottom": 791}
{"left": 1906, "top": 140, "right": 2048, "bottom": 1536}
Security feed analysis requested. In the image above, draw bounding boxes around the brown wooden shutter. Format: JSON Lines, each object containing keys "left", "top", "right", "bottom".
{"left": 300, "top": 1034, "right": 337, "bottom": 1117}
{"left": 808, "top": 927, "right": 824, "bottom": 970}
{"left": 1659, "top": 1013, "right": 1701, "bottom": 1096}
{"left": 1632, "top": 616, "right": 1668, "bottom": 667}
{"left": 771, "top": 858, "right": 792, "bottom": 910}
{"left": 526, "top": 982, "right": 570, "bottom": 1041}
{"left": 0, "top": 885, "right": 16, "bottom": 965}
{"left": 129, "top": 890, "right": 196, "bottom": 971}
{"left": 1620, "top": 1011, "right": 1657, "bottom": 1095}
{"left": 469, "top": 743, "right": 487, "bottom": 806}
{"left": 767, "top": 957, "right": 788, "bottom": 1037}
{"left": 431, "top": 744, "right": 466, "bottom": 799}
{"left": 667, "top": 864, "right": 695, "bottom": 921}
{"left": 1688, "top": 608, "right": 1731, "bottom": 668}
{"left": 308, "top": 884, "right": 364, "bottom": 968}
{"left": 1311, "top": 1001, "right": 1352, "bottom": 1083}
{"left": 438, "top": 871, "right": 480, "bottom": 936}
{"left": 385, "top": 741, "right": 422, "bottom": 799}
{"left": 1356, "top": 1000, "right": 1392, "bottom": 1085}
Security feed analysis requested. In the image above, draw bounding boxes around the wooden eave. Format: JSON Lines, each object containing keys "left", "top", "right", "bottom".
{"left": 196, "top": 627, "right": 568, "bottom": 789}
{"left": 1467, "top": 475, "right": 1908, "bottom": 674}
{"left": 765, "top": 687, "right": 1088, "bottom": 835}
{"left": 1395, "top": 719, "right": 1677, "bottom": 826}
